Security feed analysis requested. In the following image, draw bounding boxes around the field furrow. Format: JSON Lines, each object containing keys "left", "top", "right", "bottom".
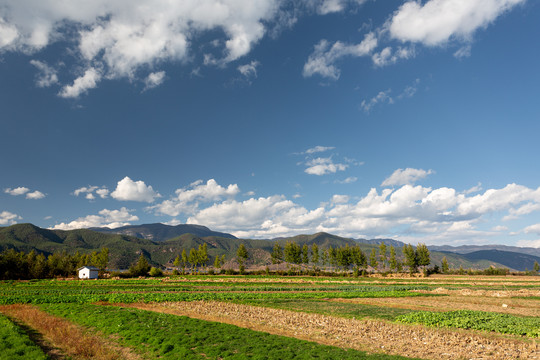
{"left": 0, "top": 304, "right": 143, "bottom": 360}
{"left": 125, "top": 300, "right": 539, "bottom": 360}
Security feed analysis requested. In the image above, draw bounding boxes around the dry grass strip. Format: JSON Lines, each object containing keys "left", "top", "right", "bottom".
{"left": 123, "top": 301, "right": 539, "bottom": 360}
{"left": 0, "top": 304, "right": 142, "bottom": 360}
{"left": 332, "top": 296, "right": 540, "bottom": 317}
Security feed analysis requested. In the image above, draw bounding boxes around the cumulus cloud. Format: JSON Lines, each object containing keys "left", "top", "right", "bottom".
{"left": 58, "top": 67, "right": 101, "bottom": 98}
{"left": 523, "top": 223, "right": 540, "bottom": 236}
{"left": 150, "top": 179, "right": 240, "bottom": 217}
{"left": 381, "top": 168, "right": 433, "bottom": 187}
{"left": 516, "top": 239, "right": 540, "bottom": 248}
{"left": 4, "top": 186, "right": 45, "bottom": 199}
{"left": 51, "top": 207, "right": 139, "bottom": 230}
{"left": 29, "top": 60, "right": 58, "bottom": 87}
{"left": 303, "top": 32, "right": 377, "bottom": 80}
{"left": 4, "top": 187, "right": 30, "bottom": 196}
{"left": 110, "top": 176, "right": 160, "bottom": 203}
{"left": 187, "top": 195, "right": 326, "bottom": 238}
{"left": 143, "top": 71, "right": 166, "bottom": 91}
{"left": 0, "top": 211, "right": 21, "bottom": 225}
{"left": 73, "top": 186, "right": 109, "bottom": 200}
{"left": 26, "top": 190, "right": 46, "bottom": 200}
{"left": 0, "top": 0, "right": 285, "bottom": 96}
{"left": 387, "top": 0, "right": 526, "bottom": 46}
{"left": 179, "top": 182, "right": 540, "bottom": 241}
{"left": 304, "top": 157, "right": 348, "bottom": 176}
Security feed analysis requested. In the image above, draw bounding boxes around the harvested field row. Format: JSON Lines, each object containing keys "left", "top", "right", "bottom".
{"left": 125, "top": 301, "right": 539, "bottom": 360}
{"left": 415, "top": 287, "right": 540, "bottom": 298}
{"left": 333, "top": 295, "right": 540, "bottom": 317}
{"left": 0, "top": 304, "right": 142, "bottom": 360}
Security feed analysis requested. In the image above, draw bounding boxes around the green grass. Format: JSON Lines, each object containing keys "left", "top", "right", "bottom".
{"left": 41, "top": 303, "right": 420, "bottom": 360}
{"left": 0, "top": 313, "right": 48, "bottom": 360}
{"left": 396, "top": 310, "right": 540, "bottom": 337}
{"left": 235, "top": 299, "right": 415, "bottom": 321}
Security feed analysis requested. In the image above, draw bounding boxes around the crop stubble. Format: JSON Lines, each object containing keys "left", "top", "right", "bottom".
{"left": 124, "top": 301, "right": 538, "bottom": 360}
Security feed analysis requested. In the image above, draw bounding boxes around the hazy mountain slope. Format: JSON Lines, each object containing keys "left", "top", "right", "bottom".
{"left": 92, "top": 223, "right": 236, "bottom": 241}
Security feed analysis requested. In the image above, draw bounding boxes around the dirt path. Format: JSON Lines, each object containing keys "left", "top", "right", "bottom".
{"left": 122, "top": 301, "right": 538, "bottom": 360}
{"left": 0, "top": 304, "right": 143, "bottom": 360}
{"left": 332, "top": 295, "right": 540, "bottom": 317}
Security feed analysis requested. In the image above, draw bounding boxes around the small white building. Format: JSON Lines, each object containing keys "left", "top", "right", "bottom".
{"left": 78, "top": 266, "right": 99, "bottom": 279}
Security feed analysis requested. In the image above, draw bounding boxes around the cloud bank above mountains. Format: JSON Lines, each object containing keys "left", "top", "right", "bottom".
{"left": 44, "top": 169, "right": 540, "bottom": 247}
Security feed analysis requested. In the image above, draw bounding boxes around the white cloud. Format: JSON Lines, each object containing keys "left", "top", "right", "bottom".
{"left": 0, "top": 0, "right": 282, "bottom": 95}
{"left": 143, "top": 71, "right": 166, "bottom": 91}
{"left": 51, "top": 207, "right": 138, "bottom": 230}
{"left": 387, "top": 0, "right": 526, "bottom": 46}
{"left": 187, "top": 195, "right": 326, "bottom": 238}
{"left": 26, "top": 190, "right": 46, "bottom": 200}
{"left": 516, "top": 239, "right": 540, "bottom": 248}
{"left": 492, "top": 225, "right": 508, "bottom": 232}
{"left": 238, "top": 60, "right": 260, "bottom": 78}
{"left": 0, "top": 211, "right": 21, "bottom": 225}
{"left": 503, "top": 202, "right": 540, "bottom": 221}
{"left": 317, "top": 0, "right": 346, "bottom": 15}
{"left": 303, "top": 32, "right": 377, "bottom": 80}
{"left": 464, "top": 182, "right": 483, "bottom": 194}
{"left": 331, "top": 194, "right": 350, "bottom": 204}
{"left": 304, "top": 145, "right": 335, "bottom": 154}
{"left": 381, "top": 168, "right": 433, "bottom": 187}
{"left": 58, "top": 67, "right": 101, "bottom": 98}
{"left": 304, "top": 157, "right": 348, "bottom": 176}
{"left": 111, "top": 176, "right": 160, "bottom": 203}
{"left": 335, "top": 176, "right": 358, "bottom": 184}
{"left": 372, "top": 46, "right": 415, "bottom": 67}
{"left": 360, "top": 89, "right": 393, "bottom": 112}
{"left": 454, "top": 44, "right": 471, "bottom": 58}
{"left": 74, "top": 185, "right": 109, "bottom": 200}
{"left": 150, "top": 179, "right": 240, "bottom": 217}
{"left": 524, "top": 223, "right": 540, "bottom": 236}
{"left": 4, "top": 186, "right": 45, "bottom": 199}
{"left": 4, "top": 187, "right": 30, "bottom": 196}
{"left": 29, "top": 60, "right": 58, "bottom": 87}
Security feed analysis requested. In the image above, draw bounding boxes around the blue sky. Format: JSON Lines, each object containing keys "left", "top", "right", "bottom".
{"left": 1, "top": 0, "right": 540, "bottom": 247}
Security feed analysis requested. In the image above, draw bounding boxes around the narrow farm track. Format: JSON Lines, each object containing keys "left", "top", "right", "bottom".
{"left": 0, "top": 304, "right": 143, "bottom": 360}
{"left": 124, "top": 301, "right": 539, "bottom": 360}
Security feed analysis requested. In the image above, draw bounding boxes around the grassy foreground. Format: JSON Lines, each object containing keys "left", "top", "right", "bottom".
{"left": 0, "top": 313, "right": 48, "bottom": 360}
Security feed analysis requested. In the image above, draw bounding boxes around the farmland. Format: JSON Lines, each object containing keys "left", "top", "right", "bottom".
{"left": 0, "top": 275, "right": 539, "bottom": 359}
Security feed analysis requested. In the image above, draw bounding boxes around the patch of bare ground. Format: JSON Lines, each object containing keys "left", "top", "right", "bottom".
{"left": 332, "top": 296, "right": 540, "bottom": 317}
{"left": 120, "top": 301, "right": 538, "bottom": 360}
{"left": 0, "top": 304, "right": 143, "bottom": 360}
{"left": 415, "top": 287, "right": 540, "bottom": 298}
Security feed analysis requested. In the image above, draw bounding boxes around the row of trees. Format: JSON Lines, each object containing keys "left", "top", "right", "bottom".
{"left": 271, "top": 241, "right": 431, "bottom": 273}
{"left": 171, "top": 243, "right": 227, "bottom": 274}
{"left": 0, "top": 248, "right": 109, "bottom": 280}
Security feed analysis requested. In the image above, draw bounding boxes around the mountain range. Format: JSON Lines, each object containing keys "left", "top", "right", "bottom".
{"left": 1, "top": 223, "right": 539, "bottom": 271}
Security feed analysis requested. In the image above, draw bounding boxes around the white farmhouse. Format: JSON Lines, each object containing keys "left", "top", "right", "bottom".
{"left": 78, "top": 266, "right": 99, "bottom": 279}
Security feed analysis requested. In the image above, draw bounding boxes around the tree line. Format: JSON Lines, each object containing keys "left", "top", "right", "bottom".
{"left": 271, "top": 241, "right": 431, "bottom": 274}
{"left": 0, "top": 248, "right": 109, "bottom": 280}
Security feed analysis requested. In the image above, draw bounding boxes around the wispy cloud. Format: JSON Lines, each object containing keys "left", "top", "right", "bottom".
{"left": 381, "top": 168, "right": 433, "bottom": 187}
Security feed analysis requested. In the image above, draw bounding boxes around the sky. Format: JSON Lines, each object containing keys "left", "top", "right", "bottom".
{"left": 1, "top": 0, "right": 540, "bottom": 247}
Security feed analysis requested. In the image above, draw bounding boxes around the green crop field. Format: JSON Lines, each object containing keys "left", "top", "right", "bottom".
{"left": 0, "top": 274, "right": 538, "bottom": 359}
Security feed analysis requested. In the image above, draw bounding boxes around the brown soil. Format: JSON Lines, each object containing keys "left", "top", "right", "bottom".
{"left": 415, "top": 287, "right": 540, "bottom": 298}
{"left": 119, "top": 301, "right": 539, "bottom": 360}
{"left": 332, "top": 295, "right": 540, "bottom": 317}
{"left": 0, "top": 304, "right": 142, "bottom": 360}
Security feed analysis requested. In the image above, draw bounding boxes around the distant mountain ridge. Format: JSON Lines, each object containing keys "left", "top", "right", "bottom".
{"left": 0, "top": 223, "right": 537, "bottom": 271}
{"left": 91, "top": 223, "right": 237, "bottom": 241}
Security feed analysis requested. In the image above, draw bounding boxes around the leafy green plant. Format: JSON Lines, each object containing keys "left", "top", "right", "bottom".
{"left": 397, "top": 310, "right": 540, "bottom": 337}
